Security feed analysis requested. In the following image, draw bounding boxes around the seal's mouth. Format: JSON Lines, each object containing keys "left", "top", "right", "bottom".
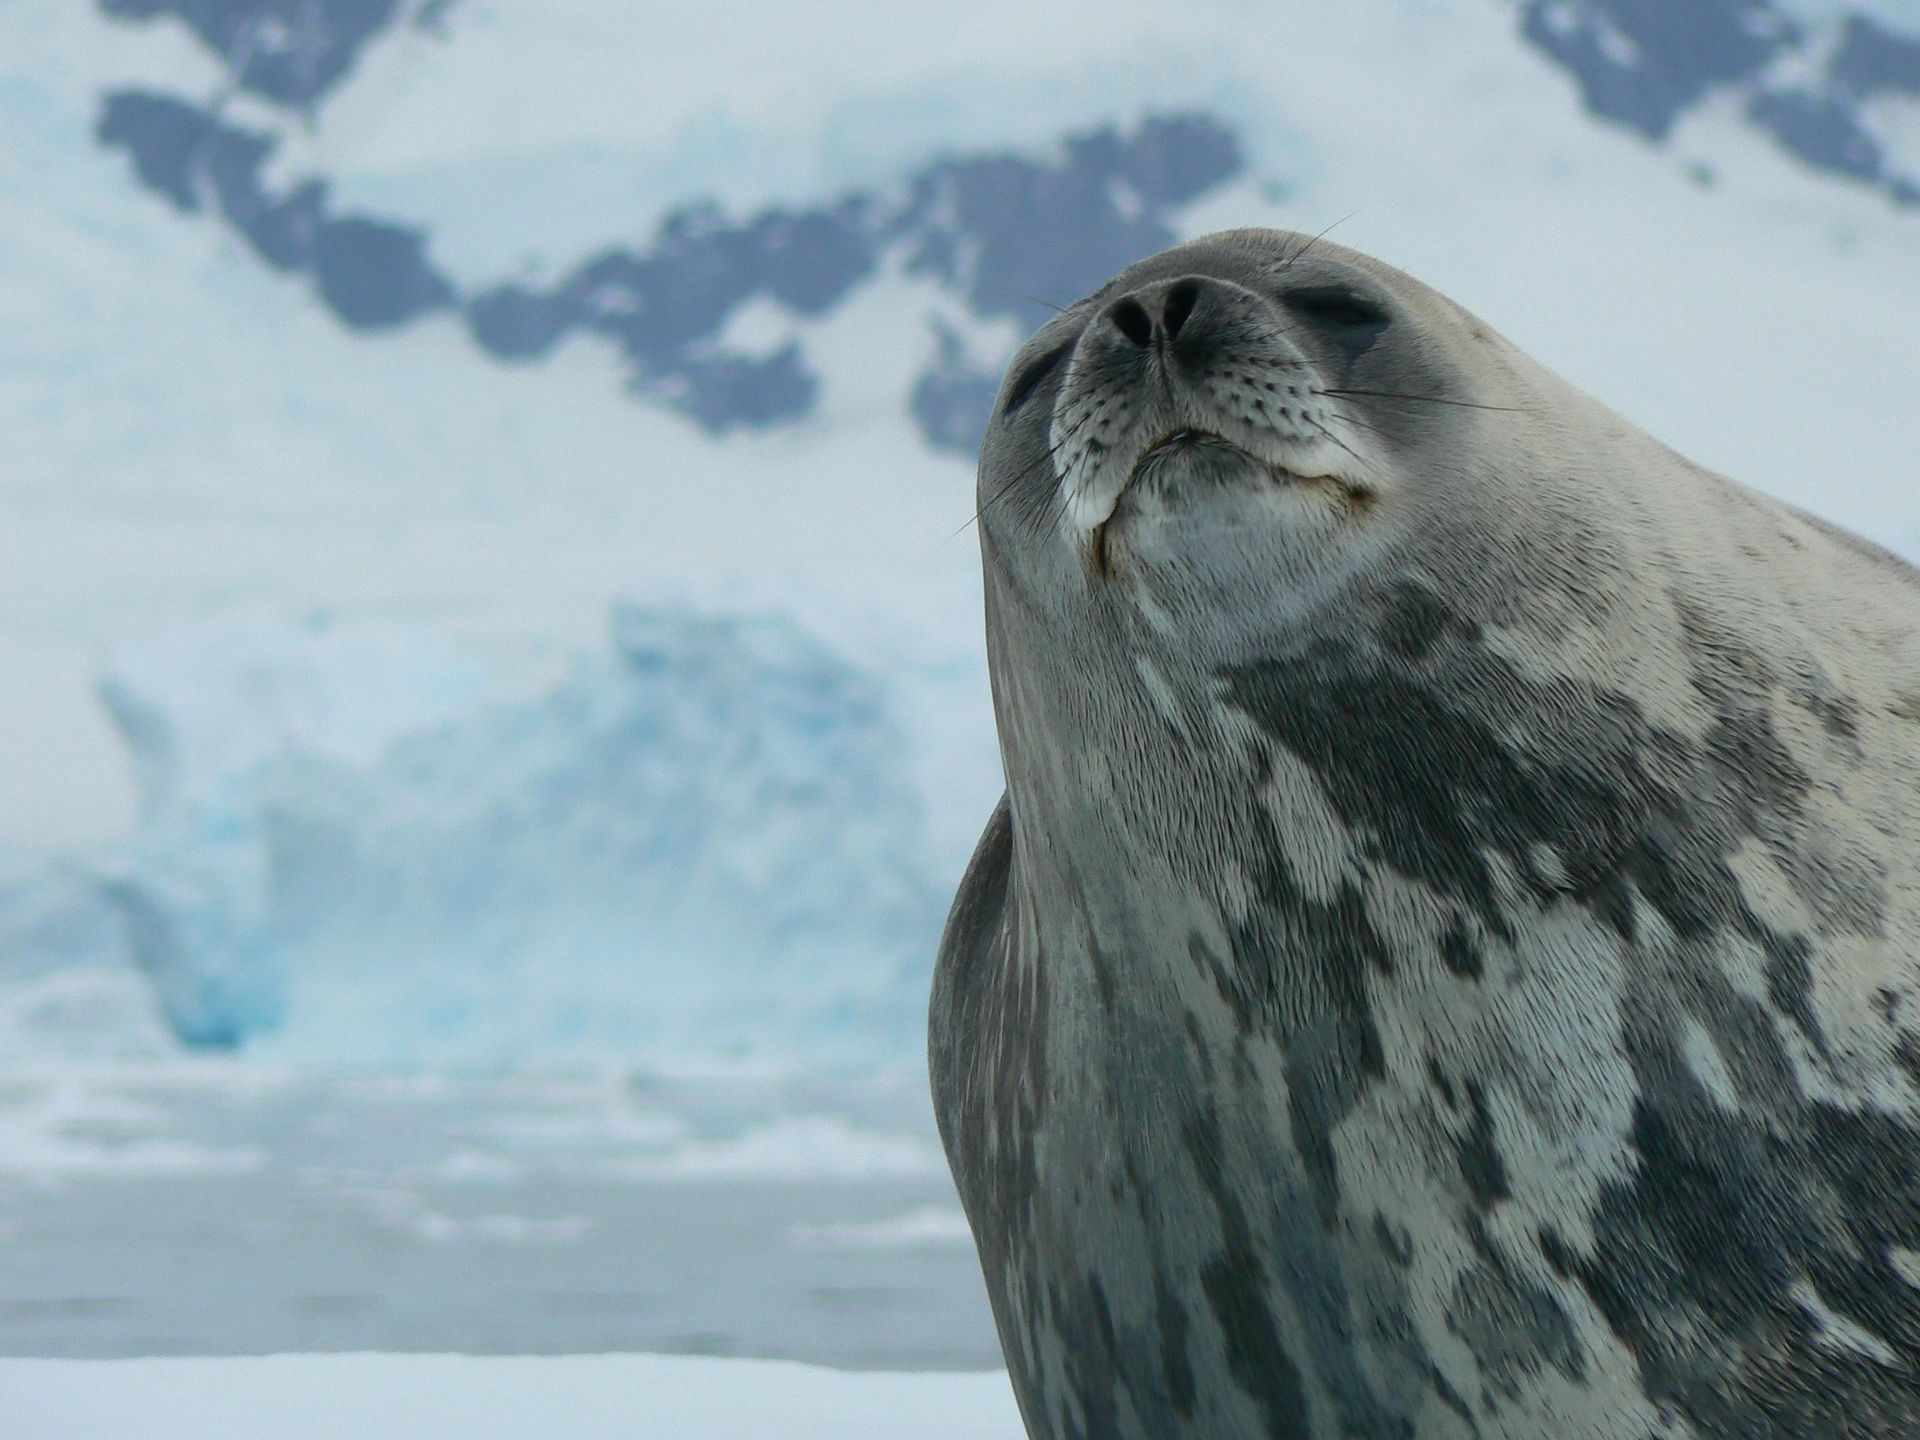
{"left": 1083, "top": 428, "right": 1368, "bottom": 580}
{"left": 1129, "top": 427, "right": 1323, "bottom": 487}
{"left": 1140, "top": 427, "right": 1217, "bottom": 457}
{"left": 1133, "top": 427, "right": 1242, "bottom": 472}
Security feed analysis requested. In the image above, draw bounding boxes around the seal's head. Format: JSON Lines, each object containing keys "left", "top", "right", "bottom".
{"left": 978, "top": 228, "right": 1521, "bottom": 664}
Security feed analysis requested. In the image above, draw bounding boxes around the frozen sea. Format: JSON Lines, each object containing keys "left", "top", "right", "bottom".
{"left": 0, "top": 1063, "right": 998, "bottom": 1370}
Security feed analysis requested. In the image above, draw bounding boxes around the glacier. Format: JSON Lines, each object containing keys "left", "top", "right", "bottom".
{"left": 81, "top": 605, "right": 956, "bottom": 1066}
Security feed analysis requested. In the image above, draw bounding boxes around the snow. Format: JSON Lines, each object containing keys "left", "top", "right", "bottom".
{"left": 789, "top": 1204, "right": 975, "bottom": 1250}
{"left": 0, "top": 1074, "right": 264, "bottom": 1178}
{"left": 613, "top": 1116, "right": 948, "bottom": 1182}
{"left": 0, "top": 1353, "right": 1022, "bottom": 1440}
{"left": 300, "top": 0, "right": 1261, "bottom": 271}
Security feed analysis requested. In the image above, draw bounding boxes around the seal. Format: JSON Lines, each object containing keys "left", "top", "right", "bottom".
{"left": 930, "top": 227, "right": 1920, "bottom": 1439}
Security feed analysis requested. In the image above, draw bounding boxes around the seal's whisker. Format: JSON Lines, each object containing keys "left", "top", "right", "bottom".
{"left": 1032, "top": 467, "right": 1083, "bottom": 543}
{"left": 992, "top": 408, "right": 1094, "bottom": 512}
{"left": 953, "top": 406, "right": 1098, "bottom": 539}
{"left": 1013, "top": 410, "right": 1102, "bottom": 532}
{"left": 954, "top": 447, "right": 1055, "bottom": 540}
{"left": 980, "top": 288, "right": 1074, "bottom": 315}
{"left": 1306, "top": 415, "right": 1385, "bottom": 492}
{"left": 1315, "top": 407, "right": 1393, "bottom": 443}
{"left": 1026, "top": 436, "right": 1095, "bottom": 541}
{"left": 1314, "top": 386, "right": 1525, "bottom": 414}
{"left": 1273, "top": 214, "right": 1358, "bottom": 274}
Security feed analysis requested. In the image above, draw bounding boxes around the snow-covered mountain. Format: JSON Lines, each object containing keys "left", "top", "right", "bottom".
{"left": 70, "top": 0, "right": 1920, "bottom": 453}
{"left": 1, "top": 0, "right": 1916, "bottom": 1065}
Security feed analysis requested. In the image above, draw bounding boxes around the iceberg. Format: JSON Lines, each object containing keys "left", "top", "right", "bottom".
{"left": 0, "top": 858, "right": 178, "bottom": 1062}
{"left": 96, "top": 606, "right": 950, "bottom": 1067}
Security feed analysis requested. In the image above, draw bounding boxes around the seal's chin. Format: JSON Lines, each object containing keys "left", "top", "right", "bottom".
{"left": 1082, "top": 429, "right": 1349, "bottom": 579}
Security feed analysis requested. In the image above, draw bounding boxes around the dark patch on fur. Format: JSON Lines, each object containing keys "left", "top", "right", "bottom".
{"left": 1758, "top": 929, "right": 1823, "bottom": 1058}
{"left": 1222, "top": 584, "right": 1874, "bottom": 1064}
{"left": 1457, "top": 1079, "right": 1511, "bottom": 1208}
{"left": 1440, "top": 917, "right": 1484, "bottom": 980}
{"left": 1566, "top": 1005, "right": 1920, "bottom": 1437}
{"left": 1448, "top": 1268, "right": 1589, "bottom": 1402}
{"left": 1379, "top": 579, "right": 1483, "bottom": 663}
{"left": 1185, "top": 1107, "right": 1316, "bottom": 1438}
{"left": 1428, "top": 1364, "right": 1479, "bottom": 1430}
{"left": 1449, "top": 1213, "right": 1589, "bottom": 1398}
{"left": 1153, "top": 1274, "right": 1200, "bottom": 1419}
{"left": 1211, "top": 817, "right": 1392, "bottom": 1223}
{"left": 1894, "top": 1032, "right": 1920, "bottom": 1095}
{"left": 1373, "top": 1212, "right": 1415, "bottom": 1269}
{"left": 1799, "top": 688, "right": 1861, "bottom": 741}
{"left": 1031, "top": 1261, "right": 1222, "bottom": 1440}
{"left": 1536, "top": 1225, "right": 1577, "bottom": 1280}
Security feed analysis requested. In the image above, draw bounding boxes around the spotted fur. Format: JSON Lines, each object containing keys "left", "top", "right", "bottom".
{"left": 931, "top": 229, "right": 1920, "bottom": 1439}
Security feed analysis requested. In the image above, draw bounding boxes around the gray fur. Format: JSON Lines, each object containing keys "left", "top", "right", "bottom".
{"left": 930, "top": 228, "right": 1920, "bottom": 1439}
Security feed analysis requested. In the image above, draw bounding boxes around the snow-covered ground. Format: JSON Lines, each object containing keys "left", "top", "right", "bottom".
{"left": 1, "top": 1353, "right": 1022, "bottom": 1440}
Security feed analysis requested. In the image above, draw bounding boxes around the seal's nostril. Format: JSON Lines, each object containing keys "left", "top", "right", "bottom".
{"left": 1110, "top": 297, "right": 1153, "bottom": 348}
{"left": 1162, "top": 280, "right": 1200, "bottom": 341}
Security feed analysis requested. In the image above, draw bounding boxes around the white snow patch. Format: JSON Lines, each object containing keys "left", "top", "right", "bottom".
{"left": 0, "top": 1078, "right": 263, "bottom": 1179}
{"left": 611, "top": 1115, "right": 948, "bottom": 1182}
{"left": 427, "top": 1148, "right": 530, "bottom": 1184}
{"left": 0, "top": 1353, "right": 1020, "bottom": 1440}
{"left": 789, "top": 1204, "right": 975, "bottom": 1250}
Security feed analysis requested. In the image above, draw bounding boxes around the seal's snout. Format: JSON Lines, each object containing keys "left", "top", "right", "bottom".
{"left": 1099, "top": 276, "right": 1250, "bottom": 380}
{"left": 1050, "top": 270, "right": 1364, "bottom": 551}
{"left": 1105, "top": 276, "right": 1205, "bottom": 351}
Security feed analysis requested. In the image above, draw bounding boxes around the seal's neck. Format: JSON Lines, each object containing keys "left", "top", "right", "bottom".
{"left": 984, "top": 577, "right": 1293, "bottom": 953}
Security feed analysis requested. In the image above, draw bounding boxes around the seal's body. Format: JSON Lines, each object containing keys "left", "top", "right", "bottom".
{"left": 931, "top": 229, "right": 1920, "bottom": 1439}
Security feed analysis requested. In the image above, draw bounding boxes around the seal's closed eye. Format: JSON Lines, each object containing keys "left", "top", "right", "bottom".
{"left": 1003, "top": 341, "right": 1070, "bottom": 417}
{"left": 1284, "top": 286, "right": 1389, "bottom": 330}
